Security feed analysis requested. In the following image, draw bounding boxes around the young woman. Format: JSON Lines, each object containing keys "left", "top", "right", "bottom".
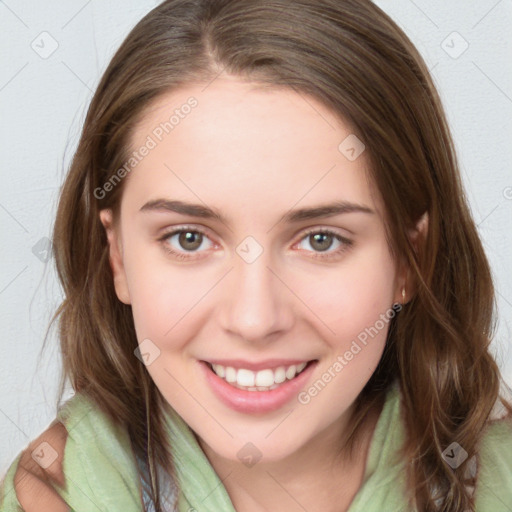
{"left": 1, "top": 1, "right": 511, "bottom": 511}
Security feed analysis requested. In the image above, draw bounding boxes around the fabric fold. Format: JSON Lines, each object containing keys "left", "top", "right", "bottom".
{"left": 162, "top": 406, "right": 237, "bottom": 512}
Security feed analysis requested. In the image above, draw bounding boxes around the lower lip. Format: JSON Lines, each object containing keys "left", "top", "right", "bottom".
{"left": 199, "top": 360, "right": 318, "bottom": 414}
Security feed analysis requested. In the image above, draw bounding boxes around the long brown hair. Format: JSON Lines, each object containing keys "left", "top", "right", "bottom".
{"left": 49, "top": 0, "right": 512, "bottom": 510}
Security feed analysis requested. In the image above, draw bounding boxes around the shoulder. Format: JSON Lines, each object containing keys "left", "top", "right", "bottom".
{"left": 474, "top": 416, "right": 512, "bottom": 510}
{"left": 1, "top": 392, "right": 143, "bottom": 512}
{"left": 4, "top": 421, "right": 69, "bottom": 512}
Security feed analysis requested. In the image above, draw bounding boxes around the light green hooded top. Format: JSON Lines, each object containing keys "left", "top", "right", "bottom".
{"left": 1, "top": 381, "right": 511, "bottom": 511}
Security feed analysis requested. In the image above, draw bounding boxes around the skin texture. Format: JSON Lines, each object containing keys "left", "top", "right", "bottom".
{"left": 100, "top": 75, "right": 423, "bottom": 511}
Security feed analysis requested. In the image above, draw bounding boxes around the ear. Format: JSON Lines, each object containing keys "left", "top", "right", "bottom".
{"left": 394, "top": 211, "right": 429, "bottom": 305}
{"left": 99, "top": 209, "right": 131, "bottom": 305}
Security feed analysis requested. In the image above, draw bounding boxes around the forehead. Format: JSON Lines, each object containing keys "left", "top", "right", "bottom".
{"left": 123, "top": 77, "right": 383, "bottom": 221}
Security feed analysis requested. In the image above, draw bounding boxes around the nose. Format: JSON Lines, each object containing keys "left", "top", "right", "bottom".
{"left": 219, "top": 250, "right": 294, "bottom": 344}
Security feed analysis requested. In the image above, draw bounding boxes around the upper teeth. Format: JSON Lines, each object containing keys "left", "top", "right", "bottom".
{"left": 211, "top": 362, "right": 308, "bottom": 389}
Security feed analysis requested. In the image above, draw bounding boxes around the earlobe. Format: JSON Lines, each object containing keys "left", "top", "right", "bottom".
{"left": 99, "top": 209, "right": 131, "bottom": 305}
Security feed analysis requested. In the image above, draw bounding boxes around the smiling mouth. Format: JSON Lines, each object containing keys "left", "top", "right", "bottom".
{"left": 202, "top": 360, "right": 318, "bottom": 391}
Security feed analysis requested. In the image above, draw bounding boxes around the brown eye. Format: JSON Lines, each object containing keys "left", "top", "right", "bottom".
{"left": 308, "top": 232, "right": 334, "bottom": 252}
{"left": 159, "top": 226, "right": 214, "bottom": 260}
{"left": 177, "top": 231, "right": 203, "bottom": 251}
{"left": 296, "top": 228, "right": 353, "bottom": 260}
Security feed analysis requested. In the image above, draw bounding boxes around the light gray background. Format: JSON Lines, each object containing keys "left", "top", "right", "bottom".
{"left": 1, "top": 0, "right": 511, "bottom": 476}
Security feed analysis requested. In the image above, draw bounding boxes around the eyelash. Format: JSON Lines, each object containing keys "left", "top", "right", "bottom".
{"left": 158, "top": 225, "right": 353, "bottom": 261}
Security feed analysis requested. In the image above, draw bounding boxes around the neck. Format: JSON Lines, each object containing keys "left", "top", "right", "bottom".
{"left": 197, "top": 403, "right": 381, "bottom": 512}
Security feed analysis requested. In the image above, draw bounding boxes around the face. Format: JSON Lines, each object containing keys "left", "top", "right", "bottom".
{"left": 100, "top": 76, "right": 406, "bottom": 464}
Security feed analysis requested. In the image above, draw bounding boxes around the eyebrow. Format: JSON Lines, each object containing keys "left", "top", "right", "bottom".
{"left": 139, "top": 199, "right": 374, "bottom": 224}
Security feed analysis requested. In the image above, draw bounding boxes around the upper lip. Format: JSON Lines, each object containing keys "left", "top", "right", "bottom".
{"left": 202, "top": 358, "right": 317, "bottom": 372}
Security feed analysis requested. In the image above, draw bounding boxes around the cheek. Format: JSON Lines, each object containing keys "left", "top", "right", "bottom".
{"left": 300, "top": 243, "right": 397, "bottom": 339}
{"left": 295, "top": 247, "right": 397, "bottom": 408}
{"left": 122, "top": 244, "right": 213, "bottom": 343}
